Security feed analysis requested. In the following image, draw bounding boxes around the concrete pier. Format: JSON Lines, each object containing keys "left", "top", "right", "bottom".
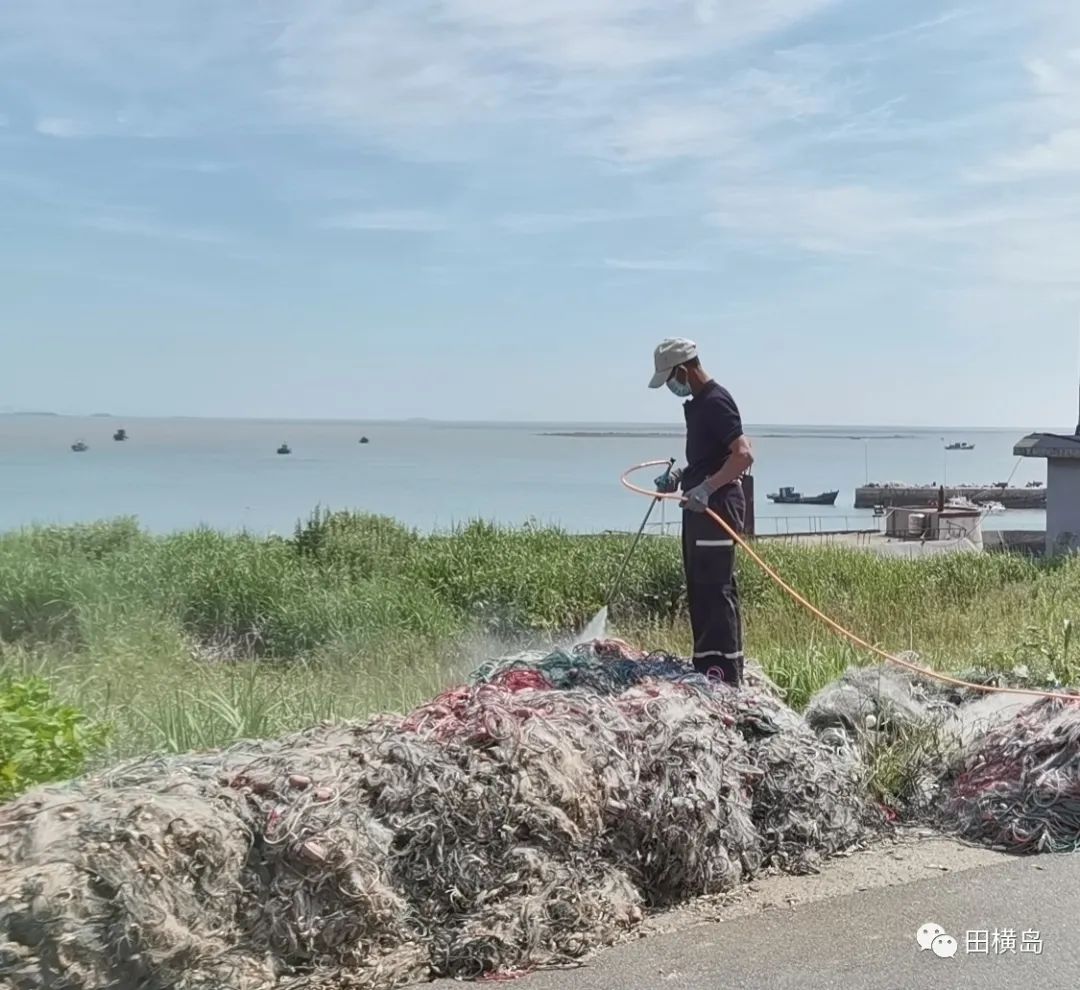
{"left": 854, "top": 485, "right": 1046, "bottom": 509}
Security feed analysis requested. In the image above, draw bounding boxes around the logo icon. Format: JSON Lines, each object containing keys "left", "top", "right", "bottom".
{"left": 932, "top": 934, "right": 958, "bottom": 959}
{"left": 917, "top": 923, "right": 946, "bottom": 951}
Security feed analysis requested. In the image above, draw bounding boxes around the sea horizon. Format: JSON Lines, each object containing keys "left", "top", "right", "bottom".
{"left": 0, "top": 411, "right": 1071, "bottom": 434}
{"left": 0, "top": 415, "right": 1052, "bottom": 537}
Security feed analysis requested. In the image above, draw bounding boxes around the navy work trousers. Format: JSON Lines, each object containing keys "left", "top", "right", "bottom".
{"left": 681, "top": 496, "right": 745, "bottom": 684}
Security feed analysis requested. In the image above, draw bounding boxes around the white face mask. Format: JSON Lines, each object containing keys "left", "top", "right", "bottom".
{"left": 667, "top": 372, "right": 692, "bottom": 398}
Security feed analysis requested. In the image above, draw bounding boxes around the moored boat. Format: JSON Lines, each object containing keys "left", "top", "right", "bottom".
{"left": 766, "top": 486, "right": 840, "bottom": 506}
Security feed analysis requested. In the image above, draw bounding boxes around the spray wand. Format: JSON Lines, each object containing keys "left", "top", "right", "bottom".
{"left": 605, "top": 457, "right": 676, "bottom": 610}
{"left": 573, "top": 458, "right": 676, "bottom": 646}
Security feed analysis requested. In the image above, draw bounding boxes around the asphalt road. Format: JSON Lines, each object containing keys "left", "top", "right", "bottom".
{"left": 436, "top": 854, "right": 1080, "bottom": 990}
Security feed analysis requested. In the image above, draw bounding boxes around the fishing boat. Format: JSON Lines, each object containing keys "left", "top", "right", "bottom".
{"left": 113, "top": 428, "right": 128, "bottom": 442}
{"left": 71, "top": 440, "right": 88, "bottom": 452}
{"left": 766, "top": 486, "right": 840, "bottom": 506}
{"left": 276, "top": 443, "right": 291, "bottom": 455}
{"left": 945, "top": 496, "right": 982, "bottom": 512}
{"left": 945, "top": 442, "right": 975, "bottom": 451}
{"left": 946, "top": 495, "right": 1005, "bottom": 514}
{"left": 359, "top": 436, "right": 370, "bottom": 444}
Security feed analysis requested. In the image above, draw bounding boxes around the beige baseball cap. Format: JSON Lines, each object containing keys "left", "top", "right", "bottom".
{"left": 648, "top": 337, "right": 698, "bottom": 388}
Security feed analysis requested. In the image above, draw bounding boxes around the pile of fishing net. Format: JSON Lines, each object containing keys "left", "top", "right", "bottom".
{"left": 0, "top": 641, "right": 874, "bottom": 990}
{"left": 804, "top": 663, "right": 959, "bottom": 740}
{"left": 942, "top": 695, "right": 1080, "bottom": 853}
{"left": 804, "top": 663, "right": 1080, "bottom": 851}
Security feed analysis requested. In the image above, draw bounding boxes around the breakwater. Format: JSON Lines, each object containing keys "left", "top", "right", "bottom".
{"left": 855, "top": 485, "right": 1047, "bottom": 509}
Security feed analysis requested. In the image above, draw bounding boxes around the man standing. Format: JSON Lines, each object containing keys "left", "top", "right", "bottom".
{"left": 648, "top": 338, "right": 754, "bottom": 685}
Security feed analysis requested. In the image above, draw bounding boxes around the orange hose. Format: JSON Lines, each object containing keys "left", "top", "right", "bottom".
{"left": 622, "top": 459, "right": 1078, "bottom": 703}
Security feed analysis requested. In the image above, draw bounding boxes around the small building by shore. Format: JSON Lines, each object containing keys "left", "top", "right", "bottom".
{"left": 1014, "top": 432, "right": 1080, "bottom": 555}
{"left": 883, "top": 503, "right": 984, "bottom": 550}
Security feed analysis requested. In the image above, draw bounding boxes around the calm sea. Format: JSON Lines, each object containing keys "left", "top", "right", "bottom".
{"left": 0, "top": 416, "right": 1054, "bottom": 536}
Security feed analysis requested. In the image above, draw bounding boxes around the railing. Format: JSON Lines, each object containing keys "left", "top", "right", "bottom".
{"left": 756, "top": 514, "right": 884, "bottom": 535}
{"left": 644, "top": 514, "right": 885, "bottom": 538}
{"left": 641, "top": 510, "right": 985, "bottom": 545}
{"left": 761, "top": 529, "right": 882, "bottom": 547}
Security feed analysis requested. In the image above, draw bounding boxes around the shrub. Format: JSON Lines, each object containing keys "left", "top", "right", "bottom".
{"left": 0, "top": 678, "right": 109, "bottom": 798}
{"left": 0, "top": 518, "right": 146, "bottom": 561}
{"left": 292, "top": 509, "right": 420, "bottom": 579}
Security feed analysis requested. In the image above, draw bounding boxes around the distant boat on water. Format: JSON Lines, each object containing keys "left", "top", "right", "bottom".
{"left": 766, "top": 486, "right": 839, "bottom": 506}
{"left": 113, "top": 429, "right": 128, "bottom": 442}
{"left": 945, "top": 442, "right": 975, "bottom": 451}
{"left": 277, "top": 443, "right": 291, "bottom": 455}
{"left": 71, "top": 440, "right": 88, "bottom": 452}
{"left": 946, "top": 495, "right": 1005, "bottom": 515}
{"left": 359, "top": 436, "right": 370, "bottom": 444}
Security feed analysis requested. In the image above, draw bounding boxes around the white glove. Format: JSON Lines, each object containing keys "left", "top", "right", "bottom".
{"left": 683, "top": 481, "right": 714, "bottom": 513}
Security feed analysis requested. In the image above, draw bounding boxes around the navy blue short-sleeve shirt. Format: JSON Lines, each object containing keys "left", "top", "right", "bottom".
{"left": 682, "top": 380, "right": 745, "bottom": 513}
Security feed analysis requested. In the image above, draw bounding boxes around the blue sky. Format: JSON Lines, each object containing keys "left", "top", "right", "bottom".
{"left": 2, "top": 0, "right": 1080, "bottom": 426}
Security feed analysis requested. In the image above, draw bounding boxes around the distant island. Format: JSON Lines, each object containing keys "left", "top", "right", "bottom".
{"left": 753, "top": 432, "right": 916, "bottom": 440}
{"left": 0, "top": 410, "right": 120, "bottom": 418}
{"left": 541, "top": 431, "right": 684, "bottom": 438}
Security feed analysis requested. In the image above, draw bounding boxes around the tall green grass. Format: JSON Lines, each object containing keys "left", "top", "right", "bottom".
{"left": 1, "top": 511, "right": 1077, "bottom": 762}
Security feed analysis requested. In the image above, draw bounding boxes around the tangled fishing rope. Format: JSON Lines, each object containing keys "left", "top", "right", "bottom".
{"left": 944, "top": 696, "right": 1080, "bottom": 853}
{"left": 3, "top": 640, "right": 1079, "bottom": 990}
{"left": 0, "top": 642, "right": 873, "bottom": 990}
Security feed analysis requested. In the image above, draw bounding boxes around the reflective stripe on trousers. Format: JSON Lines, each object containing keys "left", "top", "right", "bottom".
{"left": 681, "top": 507, "right": 744, "bottom": 684}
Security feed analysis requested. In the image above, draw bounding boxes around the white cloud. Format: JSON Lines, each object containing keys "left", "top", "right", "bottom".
{"left": 78, "top": 214, "right": 229, "bottom": 243}
{"left": 605, "top": 102, "right": 740, "bottom": 164}
{"left": 35, "top": 116, "right": 88, "bottom": 138}
{"left": 444, "top": 0, "right": 682, "bottom": 70}
{"left": 269, "top": 0, "right": 842, "bottom": 154}
{"left": 420, "top": 0, "right": 840, "bottom": 72}
{"left": 1025, "top": 56, "right": 1075, "bottom": 97}
{"left": 497, "top": 209, "right": 653, "bottom": 233}
{"left": 983, "top": 215, "right": 1080, "bottom": 286}
{"left": 965, "top": 24, "right": 1080, "bottom": 186}
{"left": 150, "top": 160, "right": 234, "bottom": 174}
{"left": 5, "top": 1, "right": 845, "bottom": 163}
{"left": 734, "top": 65, "right": 835, "bottom": 118}
{"left": 321, "top": 210, "right": 447, "bottom": 232}
{"left": 706, "top": 181, "right": 1072, "bottom": 262}
{"left": 990, "top": 128, "right": 1080, "bottom": 178}
{"left": 272, "top": 4, "right": 508, "bottom": 150}
{"left": 9, "top": 1, "right": 1080, "bottom": 300}
{"left": 33, "top": 112, "right": 182, "bottom": 141}
{"left": 604, "top": 257, "right": 710, "bottom": 272}
{"left": 597, "top": 57, "right": 837, "bottom": 165}
{"left": 708, "top": 184, "right": 920, "bottom": 254}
